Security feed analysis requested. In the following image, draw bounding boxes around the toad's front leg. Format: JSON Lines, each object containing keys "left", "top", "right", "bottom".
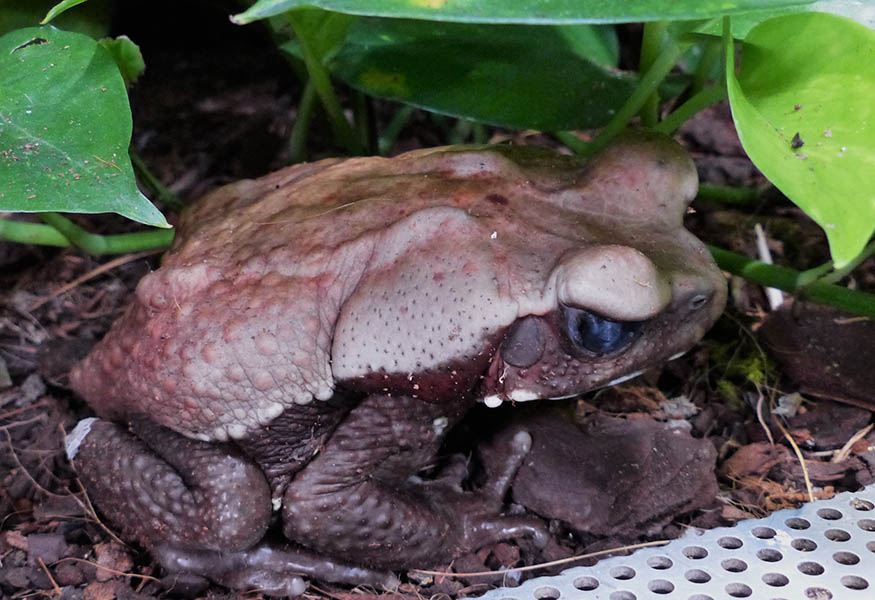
{"left": 281, "top": 393, "right": 548, "bottom": 569}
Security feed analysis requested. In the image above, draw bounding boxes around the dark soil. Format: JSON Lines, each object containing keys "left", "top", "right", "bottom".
{"left": 2, "top": 3, "right": 874, "bottom": 600}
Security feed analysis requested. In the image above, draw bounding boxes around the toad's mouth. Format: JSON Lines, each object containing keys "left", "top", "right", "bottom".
{"left": 479, "top": 367, "right": 649, "bottom": 409}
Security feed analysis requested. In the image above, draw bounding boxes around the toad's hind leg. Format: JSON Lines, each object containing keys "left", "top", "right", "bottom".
{"left": 66, "top": 416, "right": 271, "bottom": 552}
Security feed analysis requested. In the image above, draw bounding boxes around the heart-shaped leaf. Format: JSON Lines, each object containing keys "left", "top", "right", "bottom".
{"left": 727, "top": 12, "right": 875, "bottom": 267}
{"left": 0, "top": 27, "right": 166, "bottom": 227}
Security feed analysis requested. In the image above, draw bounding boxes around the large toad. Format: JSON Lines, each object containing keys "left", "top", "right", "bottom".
{"left": 67, "top": 131, "right": 726, "bottom": 595}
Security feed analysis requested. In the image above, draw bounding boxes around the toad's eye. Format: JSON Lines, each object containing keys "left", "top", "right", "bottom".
{"left": 562, "top": 305, "right": 644, "bottom": 356}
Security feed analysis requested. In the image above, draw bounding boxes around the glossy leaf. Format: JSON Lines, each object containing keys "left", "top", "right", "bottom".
{"left": 727, "top": 12, "right": 875, "bottom": 267}
{"left": 98, "top": 36, "right": 146, "bottom": 87}
{"left": 0, "top": 27, "right": 168, "bottom": 227}
{"left": 310, "top": 20, "right": 637, "bottom": 130}
{"left": 699, "top": 0, "right": 875, "bottom": 37}
{"left": 0, "top": 0, "right": 110, "bottom": 38}
{"left": 42, "top": 0, "right": 91, "bottom": 24}
{"left": 234, "top": 0, "right": 814, "bottom": 25}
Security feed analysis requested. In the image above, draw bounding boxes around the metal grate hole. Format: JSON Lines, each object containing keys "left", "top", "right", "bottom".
{"left": 817, "top": 508, "right": 843, "bottom": 520}
{"left": 793, "top": 537, "right": 818, "bottom": 551}
{"left": 798, "top": 561, "right": 826, "bottom": 575}
{"left": 841, "top": 575, "right": 869, "bottom": 590}
{"left": 683, "top": 545, "right": 708, "bottom": 559}
{"left": 718, "top": 536, "right": 743, "bottom": 549}
{"left": 469, "top": 487, "right": 875, "bottom": 600}
{"left": 851, "top": 498, "right": 874, "bottom": 511}
{"left": 721, "top": 558, "right": 748, "bottom": 573}
{"left": 646, "top": 579, "right": 674, "bottom": 594}
{"left": 646, "top": 556, "right": 672, "bottom": 570}
{"left": 751, "top": 526, "right": 777, "bottom": 539}
{"left": 757, "top": 548, "right": 783, "bottom": 562}
{"left": 725, "top": 582, "right": 752, "bottom": 597}
{"left": 572, "top": 576, "right": 598, "bottom": 591}
{"left": 786, "top": 517, "right": 811, "bottom": 529}
{"left": 610, "top": 566, "right": 635, "bottom": 580}
{"left": 685, "top": 569, "right": 711, "bottom": 584}
{"left": 762, "top": 572, "right": 790, "bottom": 586}
{"left": 833, "top": 550, "right": 860, "bottom": 565}
{"left": 533, "top": 586, "right": 559, "bottom": 600}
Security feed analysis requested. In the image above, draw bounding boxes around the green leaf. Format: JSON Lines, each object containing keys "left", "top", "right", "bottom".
{"left": 234, "top": 0, "right": 815, "bottom": 25}
{"left": 98, "top": 36, "right": 146, "bottom": 87}
{"left": 0, "top": 27, "right": 168, "bottom": 227}
{"left": 0, "top": 0, "right": 110, "bottom": 38}
{"left": 726, "top": 12, "right": 875, "bottom": 267}
{"left": 288, "top": 7, "right": 354, "bottom": 61}
{"left": 700, "top": 0, "right": 875, "bottom": 37}
{"left": 42, "top": 0, "right": 91, "bottom": 24}
{"left": 556, "top": 24, "right": 619, "bottom": 67}
{"left": 308, "top": 19, "right": 637, "bottom": 131}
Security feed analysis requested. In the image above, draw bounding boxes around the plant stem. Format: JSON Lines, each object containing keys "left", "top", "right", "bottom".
{"left": 354, "top": 91, "right": 376, "bottom": 154}
{"left": 0, "top": 218, "right": 71, "bottom": 247}
{"left": 797, "top": 239, "right": 875, "bottom": 287}
{"left": 38, "top": 213, "right": 174, "bottom": 256}
{"left": 581, "top": 38, "right": 684, "bottom": 156}
{"left": 639, "top": 21, "right": 669, "bottom": 128}
{"left": 130, "top": 150, "right": 183, "bottom": 212}
{"left": 378, "top": 104, "right": 415, "bottom": 155}
{"left": 553, "top": 131, "right": 590, "bottom": 155}
{"left": 819, "top": 239, "right": 875, "bottom": 285}
{"left": 654, "top": 82, "right": 726, "bottom": 135}
{"left": 709, "top": 245, "right": 875, "bottom": 318}
{"left": 692, "top": 38, "right": 722, "bottom": 94}
{"left": 286, "top": 13, "right": 363, "bottom": 155}
{"left": 695, "top": 182, "right": 761, "bottom": 206}
{"left": 289, "top": 79, "right": 318, "bottom": 163}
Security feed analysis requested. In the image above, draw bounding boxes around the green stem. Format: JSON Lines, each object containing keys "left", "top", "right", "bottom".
{"left": 639, "top": 21, "right": 669, "bottom": 128}
{"left": 695, "top": 182, "right": 760, "bottom": 206}
{"left": 654, "top": 82, "right": 726, "bottom": 135}
{"left": 553, "top": 131, "right": 590, "bottom": 155}
{"left": 378, "top": 104, "right": 415, "bottom": 155}
{"left": 709, "top": 245, "right": 875, "bottom": 318}
{"left": 286, "top": 13, "right": 363, "bottom": 155}
{"left": 289, "top": 79, "right": 318, "bottom": 163}
{"left": 38, "top": 213, "right": 174, "bottom": 256}
{"left": 820, "top": 239, "right": 875, "bottom": 285}
{"left": 797, "top": 239, "right": 875, "bottom": 287}
{"left": 692, "top": 38, "right": 722, "bottom": 94}
{"left": 130, "top": 150, "right": 183, "bottom": 212}
{"left": 0, "top": 218, "right": 71, "bottom": 247}
{"left": 354, "top": 91, "right": 376, "bottom": 155}
{"left": 581, "top": 37, "right": 684, "bottom": 156}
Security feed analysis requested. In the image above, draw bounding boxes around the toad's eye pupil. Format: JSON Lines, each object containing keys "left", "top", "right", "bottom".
{"left": 563, "top": 305, "right": 643, "bottom": 355}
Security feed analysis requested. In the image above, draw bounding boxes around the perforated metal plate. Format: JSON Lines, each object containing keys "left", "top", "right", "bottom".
{"left": 473, "top": 486, "right": 875, "bottom": 600}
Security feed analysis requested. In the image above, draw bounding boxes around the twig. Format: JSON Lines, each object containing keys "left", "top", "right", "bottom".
{"left": 832, "top": 423, "right": 874, "bottom": 463}
{"left": 28, "top": 249, "right": 161, "bottom": 312}
{"left": 773, "top": 419, "right": 815, "bottom": 503}
{"left": 754, "top": 385, "right": 775, "bottom": 446}
{"left": 37, "top": 558, "right": 61, "bottom": 597}
{"left": 411, "top": 540, "right": 670, "bottom": 578}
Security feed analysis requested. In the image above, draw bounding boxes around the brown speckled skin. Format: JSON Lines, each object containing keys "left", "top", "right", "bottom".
{"left": 68, "top": 132, "right": 726, "bottom": 593}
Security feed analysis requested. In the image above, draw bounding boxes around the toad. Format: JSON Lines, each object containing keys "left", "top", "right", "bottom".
{"left": 66, "top": 131, "right": 726, "bottom": 595}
